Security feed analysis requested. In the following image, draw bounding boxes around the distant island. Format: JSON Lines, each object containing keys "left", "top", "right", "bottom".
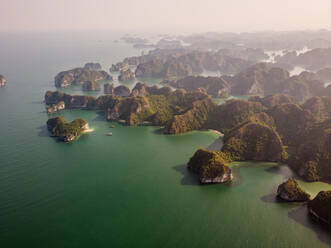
{"left": 0, "top": 75, "right": 6, "bottom": 87}
{"left": 54, "top": 63, "right": 112, "bottom": 90}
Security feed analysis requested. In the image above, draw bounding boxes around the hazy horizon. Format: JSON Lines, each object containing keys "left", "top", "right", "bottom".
{"left": 1, "top": 0, "right": 331, "bottom": 33}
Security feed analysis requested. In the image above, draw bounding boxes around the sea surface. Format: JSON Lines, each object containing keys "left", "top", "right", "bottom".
{"left": 1, "top": 31, "right": 331, "bottom": 248}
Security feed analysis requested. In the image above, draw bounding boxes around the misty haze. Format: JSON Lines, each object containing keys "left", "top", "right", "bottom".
{"left": 1, "top": 1, "right": 331, "bottom": 248}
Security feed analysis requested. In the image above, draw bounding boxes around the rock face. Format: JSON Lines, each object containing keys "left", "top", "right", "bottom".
{"left": 249, "top": 94, "right": 295, "bottom": 108}
{"left": 47, "top": 117, "right": 89, "bottom": 142}
{"left": 308, "top": 191, "right": 331, "bottom": 226}
{"left": 0, "top": 75, "right": 6, "bottom": 87}
{"left": 276, "top": 47, "right": 331, "bottom": 71}
{"left": 277, "top": 178, "right": 311, "bottom": 202}
{"left": 229, "top": 63, "right": 290, "bottom": 95}
{"left": 104, "top": 83, "right": 114, "bottom": 94}
{"left": 118, "top": 69, "right": 136, "bottom": 81}
{"left": 84, "top": 62, "right": 102, "bottom": 70}
{"left": 82, "top": 81, "right": 101, "bottom": 91}
{"left": 110, "top": 62, "right": 129, "bottom": 72}
{"left": 135, "top": 59, "right": 192, "bottom": 78}
{"left": 222, "top": 121, "right": 285, "bottom": 162}
{"left": 166, "top": 76, "right": 231, "bottom": 98}
{"left": 164, "top": 97, "right": 216, "bottom": 134}
{"left": 55, "top": 67, "right": 112, "bottom": 88}
{"left": 46, "top": 101, "right": 65, "bottom": 114}
{"left": 114, "top": 85, "right": 131, "bottom": 97}
{"left": 131, "top": 82, "right": 172, "bottom": 97}
{"left": 188, "top": 148, "right": 233, "bottom": 184}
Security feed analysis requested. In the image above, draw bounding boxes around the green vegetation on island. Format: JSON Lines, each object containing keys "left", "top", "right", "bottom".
{"left": 277, "top": 178, "right": 311, "bottom": 202}
{"left": 47, "top": 117, "right": 89, "bottom": 142}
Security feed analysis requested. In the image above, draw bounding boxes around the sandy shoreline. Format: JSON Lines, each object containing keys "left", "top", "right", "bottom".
{"left": 207, "top": 129, "right": 224, "bottom": 137}
{"left": 83, "top": 128, "right": 94, "bottom": 133}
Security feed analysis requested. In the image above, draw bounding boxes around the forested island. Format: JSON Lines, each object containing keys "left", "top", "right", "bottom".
{"left": 47, "top": 117, "right": 89, "bottom": 142}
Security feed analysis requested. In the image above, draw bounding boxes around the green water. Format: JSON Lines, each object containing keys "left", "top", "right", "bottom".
{"left": 1, "top": 31, "right": 331, "bottom": 248}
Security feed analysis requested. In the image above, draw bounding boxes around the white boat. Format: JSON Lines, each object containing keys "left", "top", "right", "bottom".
{"left": 107, "top": 132, "right": 113, "bottom": 136}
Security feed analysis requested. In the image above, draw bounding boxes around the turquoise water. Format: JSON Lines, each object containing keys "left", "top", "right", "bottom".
{"left": 1, "top": 31, "right": 331, "bottom": 248}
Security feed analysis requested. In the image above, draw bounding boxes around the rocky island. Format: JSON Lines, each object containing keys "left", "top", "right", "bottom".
{"left": 47, "top": 117, "right": 89, "bottom": 142}
{"left": 0, "top": 75, "right": 6, "bottom": 87}
{"left": 187, "top": 148, "right": 233, "bottom": 184}
{"left": 118, "top": 68, "right": 136, "bottom": 81}
{"left": 277, "top": 178, "right": 311, "bottom": 202}
{"left": 110, "top": 62, "right": 129, "bottom": 72}
{"left": 55, "top": 65, "right": 112, "bottom": 88}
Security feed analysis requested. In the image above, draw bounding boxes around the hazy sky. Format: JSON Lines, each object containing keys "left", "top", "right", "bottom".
{"left": 1, "top": 0, "right": 331, "bottom": 32}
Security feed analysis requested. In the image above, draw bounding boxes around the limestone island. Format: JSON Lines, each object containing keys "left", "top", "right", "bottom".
{"left": 188, "top": 148, "right": 233, "bottom": 184}
{"left": 47, "top": 117, "right": 89, "bottom": 142}
{"left": 118, "top": 68, "right": 136, "bottom": 81}
{"left": 0, "top": 75, "right": 6, "bottom": 87}
{"left": 110, "top": 62, "right": 129, "bottom": 72}
{"left": 55, "top": 64, "right": 112, "bottom": 88}
{"left": 277, "top": 178, "right": 311, "bottom": 202}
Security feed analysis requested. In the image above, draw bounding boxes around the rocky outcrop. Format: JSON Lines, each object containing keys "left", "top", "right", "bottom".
{"left": 84, "top": 62, "right": 102, "bottom": 70}
{"left": 188, "top": 148, "right": 233, "bottom": 184}
{"left": 276, "top": 48, "right": 331, "bottom": 71}
{"left": 82, "top": 81, "right": 101, "bottom": 91}
{"left": 55, "top": 67, "right": 112, "bottom": 88}
{"left": 106, "top": 96, "right": 151, "bottom": 125}
{"left": 222, "top": 121, "right": 285, "bottom": 162}
{"left": 277, "top": 178, "right": 310, "bottom": 202}
{"left": 164, "top": 97, "right": 217, "bottom": 134}
{"left": 114, "top": 85, "right": 131, "bottom": 97}
{"left": 47, "top": 117, "right": 89, "bottom": 142}
{"left": 229, "top": 63, "right": 290, "bottom": 95}
{"left": 166, "top": 76, "right": 231, "bottom": 98}
{"left": 135, "top": 59, "right": 192, "bottom": 78}
{"left": 45, "top": 91, "right": 97, "bottom": 110}
{"left": 110, "top": 62, "right": 129, "bottom": 72}
{"left": 46, "top": 101, "right": 65, "bottom": 114}
{"left": 131, "top": 82, "right": 172, "bottom": 97}
{"left": 308, "top": 191, "right": 331, "bottom": 226}
{"left": 205, "top": 99, "right": 265, "bottom": 134}
{"left": 249, "top": 94, "right": 295, "bottom": 108}
{"left": 104, "top": 83, "right": 114, "bottom": 94}
{"left": 118, "top": 69, "right": 136, "bottom": 81}
{"left": 0, "top": 75, "right": 6, "bottom": 87}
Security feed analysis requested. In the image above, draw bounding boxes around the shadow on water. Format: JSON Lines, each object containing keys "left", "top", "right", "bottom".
{"left": 288, "top": 206, "right": 331, "bottom": 247}
{"left": 207, "top": 138, "right": 223, "bottom": 151}
{"left": 259, "top": 193, "right": 305, "bottom": 204}
{"left": 172, "top": 164, "right": 199, "bottom": 186}
{"left": 152, "top": 127, "right": 165, "bottom": 135}
{"left": 37, "top": 125, "right": 49, "bottom": 138}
